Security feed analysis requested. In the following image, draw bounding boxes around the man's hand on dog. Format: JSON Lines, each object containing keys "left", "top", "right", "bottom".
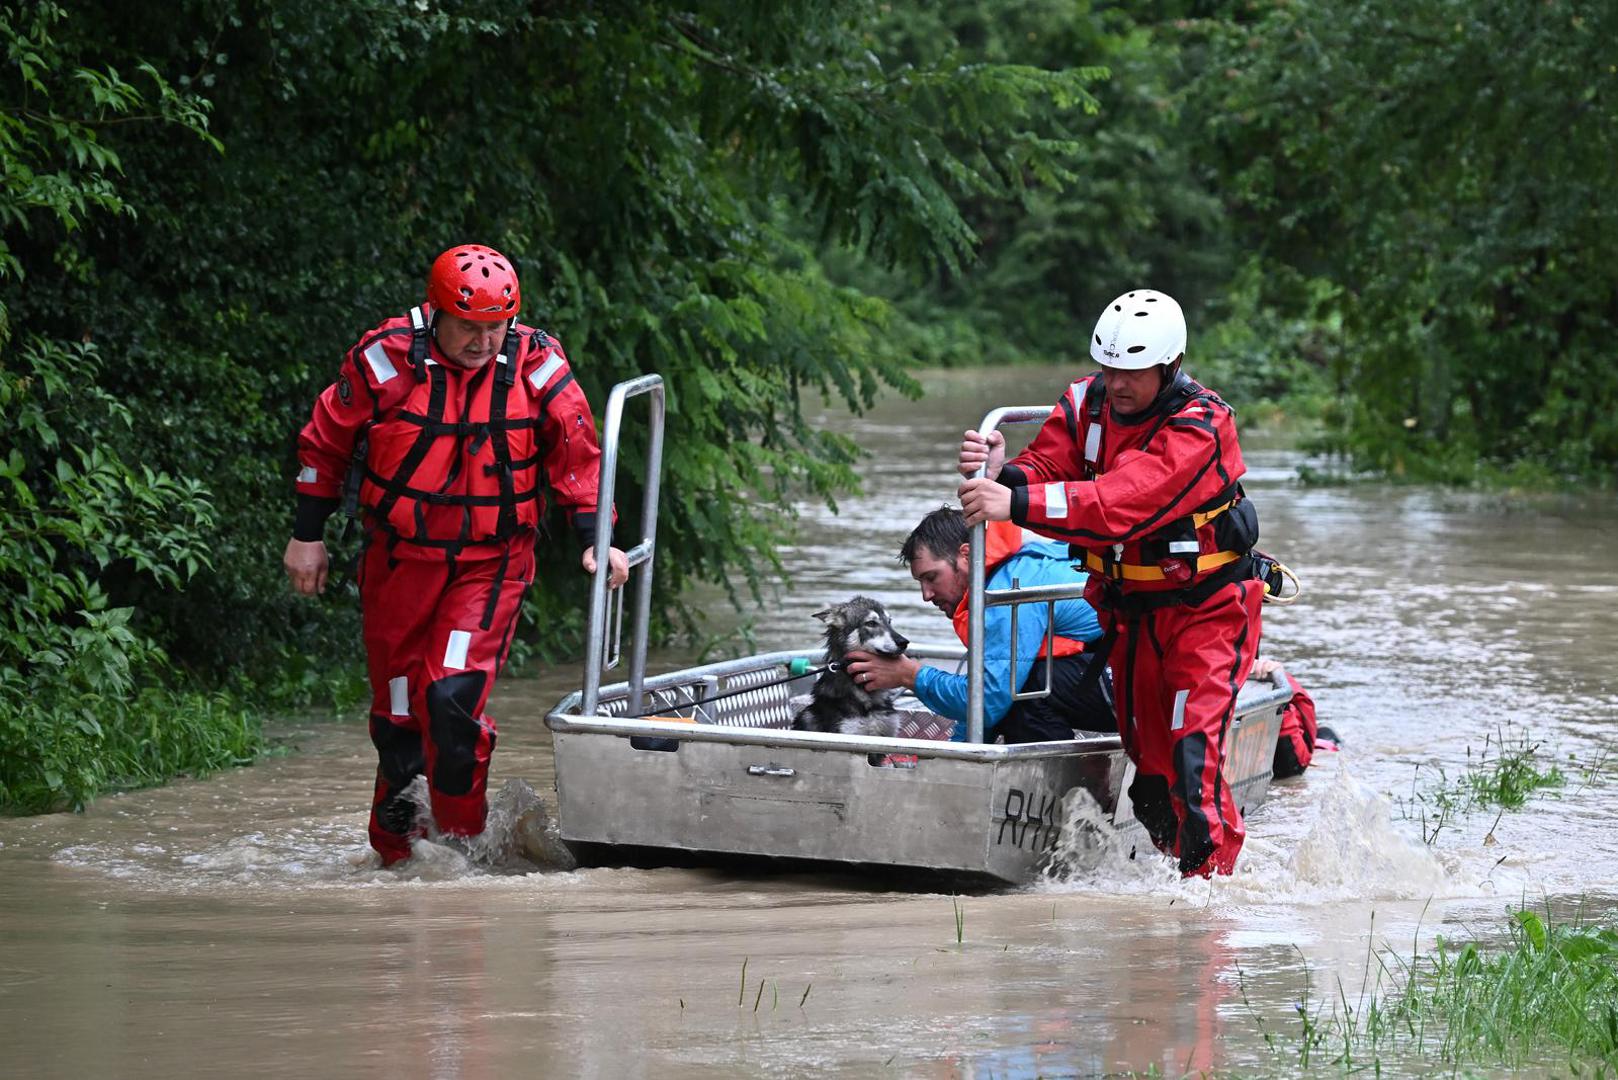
{"left": 581, "top": 545, "right": 631, "bottom": 589}
{"left": 957, "top": 477, "right": 1012, "bottom": 526}
{"left": 845, "top": 650, "right": 919, "bottom": 692}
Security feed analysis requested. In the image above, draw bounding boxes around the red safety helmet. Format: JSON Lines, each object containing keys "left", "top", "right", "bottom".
{"left": 427, "top": 244, "right": 520, "bottom": 321}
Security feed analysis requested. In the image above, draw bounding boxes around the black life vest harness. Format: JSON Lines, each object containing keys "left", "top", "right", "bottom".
{"left": 1067, "top": 374, "right": 1299, "bottom": 728}
{"left": 1068, "top": 373, "right": 1265, "bottom": 718}
{"left": 1067, "top": 372, "right": 1257, "bottom": 601}
{"left": 342, "top": 310, "right": 552, "bottom": 587}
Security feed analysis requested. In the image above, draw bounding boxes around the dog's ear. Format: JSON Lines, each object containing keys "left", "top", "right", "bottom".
{"left": 812, "top": 607, "right": 843, "bottom": 627}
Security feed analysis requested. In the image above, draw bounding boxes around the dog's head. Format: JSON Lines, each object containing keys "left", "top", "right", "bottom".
{"left": 813, "top": 596, "right": 910, "bottom": 658}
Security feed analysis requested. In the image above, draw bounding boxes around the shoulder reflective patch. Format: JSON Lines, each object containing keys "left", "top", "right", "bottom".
{"left": 363, "top": 340, "right": 398, "bottom": 384}
{"left": 1171, "top": 688, "right": 1190, "bottom": 731}
{"left": 527, "top": 352, "right": 565, "bottom": 392}
{"left": 443, "top": 630, "right": 471, "bottom": 671}
{"left": 1043, "top": 482, "right": 1068, "bottom": 519}
{"left": 409, "top": 306, "right": 426, "bottom": 331}
{"left": 297, "top": 465, "right": 318, "bottom": 484}
{"left": 1084, "top": 421, "right": 1102, "bottom": 465}
{"left": 389, "top": 675, "right": 409, "bottom": 716}
{"left": 1168, "top": 540, "right": 1200, "bottom": 555}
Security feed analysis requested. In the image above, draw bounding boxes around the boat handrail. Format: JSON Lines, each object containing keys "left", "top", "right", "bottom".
{"left": 582, "top": 374, "right": 666, "bottom": 717}
{"left": 547, "top": 710, "right": 1124, "bottom": 761}
{"left": 966, "top": 405, "right": 1063, "bottom": 743}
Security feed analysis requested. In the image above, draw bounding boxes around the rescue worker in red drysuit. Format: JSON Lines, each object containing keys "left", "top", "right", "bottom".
{"left": 283, "top": 244, "right": 628, "bottom": 866}
{"left": 958, "top": 289, "right": 1263, "bottom": 877}
{"left": 1248, "top": 657, "right": 1339, "bottom": 779}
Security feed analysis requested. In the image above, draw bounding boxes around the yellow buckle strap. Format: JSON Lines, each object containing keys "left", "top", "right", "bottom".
{"left": 1190, "top": 497, "right": 1234, "bottom": 529}
{"left": 1083, "top": 548, "right": 1243, "bottom": 582}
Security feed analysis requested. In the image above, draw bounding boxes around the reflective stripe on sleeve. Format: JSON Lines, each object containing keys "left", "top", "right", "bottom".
{"left": 389, "top": 676, "right": 409, "bottom": 716}
{"left": 364, "top": 341, "right": 398, "bottom": 384}
{"left": 297, "top": 466, "right": 318, "bottom": 484}
{"left": 1043, "top": 482, "right": 1068, "bottom": 519}
{"left": 528, "top": 353, "right": 565, "bottom": 392}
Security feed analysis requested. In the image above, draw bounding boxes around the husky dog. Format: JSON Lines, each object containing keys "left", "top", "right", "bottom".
{"left": 792, "top": 596, "right": 911, "bottom": 738}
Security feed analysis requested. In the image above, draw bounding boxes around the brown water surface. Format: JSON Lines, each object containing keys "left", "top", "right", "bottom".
{"left": 4, "top": 365, "right": 1617, "bottom": 1078}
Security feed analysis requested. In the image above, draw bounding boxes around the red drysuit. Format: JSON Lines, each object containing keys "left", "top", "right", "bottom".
{"left": 1272, "top": 672, "right": 1320, "bottom": 779}
{"left": 1002, "top": 371, "right": 1262, "bottom": 876}
{"left": 294, "top": 306, "right": 607, "bottom": 863}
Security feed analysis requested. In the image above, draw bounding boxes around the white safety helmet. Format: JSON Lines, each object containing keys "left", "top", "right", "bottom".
{"left": 1089, "top": 289, "right": 1186, "bottom": 370}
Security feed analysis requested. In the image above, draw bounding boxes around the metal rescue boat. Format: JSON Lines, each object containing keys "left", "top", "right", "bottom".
{"left": 544, "top": 377, "right": 1293, "bottom": 884}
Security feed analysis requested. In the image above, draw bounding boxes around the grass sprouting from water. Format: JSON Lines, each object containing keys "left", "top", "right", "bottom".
{"left": 1248, "top": 906, "right": 1618, "bottom": 1074}
{"left": 1399, "top": 723, "right": 1574, "bottom": 842}
{"left": 952, "top": 895, "right": 965, "bottom": 944}
{"left": 1459, "top": 726, "right": 1567, "bottom": 810}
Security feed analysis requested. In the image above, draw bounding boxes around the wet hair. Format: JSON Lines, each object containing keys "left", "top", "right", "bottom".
{"left": 899, "top": 505, "right": 969, "bottom": 567}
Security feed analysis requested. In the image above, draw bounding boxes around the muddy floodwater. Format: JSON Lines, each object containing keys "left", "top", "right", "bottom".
{"left": 4, "top": 366, "right": 1617, "bottom": 1078}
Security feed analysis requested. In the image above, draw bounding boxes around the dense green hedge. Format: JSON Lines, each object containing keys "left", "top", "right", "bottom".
{"left": 0, "top": 0, "right": 1100, "bottom": 808}
{"left": 1187, "top": 0, "right": 1618, "bottom": 481}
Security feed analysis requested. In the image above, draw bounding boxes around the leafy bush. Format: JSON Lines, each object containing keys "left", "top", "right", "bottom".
{"left": 1, "top": 1, "right": 1107, "bottom": 806}
{"left": 1189, "top": 0, "right": 1618, "bottom": 482}
{"left": 0, "top": 2, "right": 252, "bottom": 809}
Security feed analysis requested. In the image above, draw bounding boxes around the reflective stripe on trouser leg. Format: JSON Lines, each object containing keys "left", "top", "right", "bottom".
{"left": 1161, "top": 580, "right": 1263, "bottom": 877}
{"left": 368, "top": 712, "right": 426, "bottom": 864}
{"left": 360, "top": 540, "right": 446, "bottom": 864}
{"left": 417, "top": 540, "right": 535, "bottom": 840}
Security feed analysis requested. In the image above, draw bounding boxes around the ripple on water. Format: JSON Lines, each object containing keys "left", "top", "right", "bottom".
{"left": 49, "top": 778, "right": 580, "bottom": 893}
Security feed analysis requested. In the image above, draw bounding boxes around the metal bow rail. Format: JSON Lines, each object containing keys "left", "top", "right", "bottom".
{"left": 581, "top": 374, "right": 665, "bottom": 718}
{"left": 966, "top": 405, "right": 1090, "bottom": 743}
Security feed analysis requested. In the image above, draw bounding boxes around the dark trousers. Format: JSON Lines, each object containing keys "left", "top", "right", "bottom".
{"left": 996, "top": 652, "right": 1116, "bottom": 743}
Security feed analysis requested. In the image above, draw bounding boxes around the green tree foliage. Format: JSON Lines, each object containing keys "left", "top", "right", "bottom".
{"left": 1190, "top": 0, "right": 1618, "bottom": 480}
{"left": 0, "top": 2, "right": 257, "bottom": 809}
{"left": 828, "top": 2, "right": 1233, "bottom": 371}
{"left": 2, "top": 1, "right": 1100, "bottom": 806}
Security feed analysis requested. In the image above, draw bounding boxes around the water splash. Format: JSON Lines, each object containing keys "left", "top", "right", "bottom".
{"left": 399, "top": 776, "right": 577, "bottom": 874}
{"left": 1035, "top": 760, "right": 1457, "bottom": 906}
{"left": 52, "top": 776, "right": 577, "bottom": 889}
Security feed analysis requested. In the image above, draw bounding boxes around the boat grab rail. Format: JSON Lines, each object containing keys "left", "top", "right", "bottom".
{"left": 582, "top": 374, "right": 665, "bottom": 717}
{"left": 547, "top": 710, "right": 1123, "bottom": 762}
{"left": 548, "top": 654, "right": 1295, "bottom": 760}
{"left": 967, "top": 405, "right": 1065, "bottom": 743}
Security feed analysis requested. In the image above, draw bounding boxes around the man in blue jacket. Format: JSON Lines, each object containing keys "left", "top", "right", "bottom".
{"left": 847, "top": 506, "right": 1114, "bottom": 742}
